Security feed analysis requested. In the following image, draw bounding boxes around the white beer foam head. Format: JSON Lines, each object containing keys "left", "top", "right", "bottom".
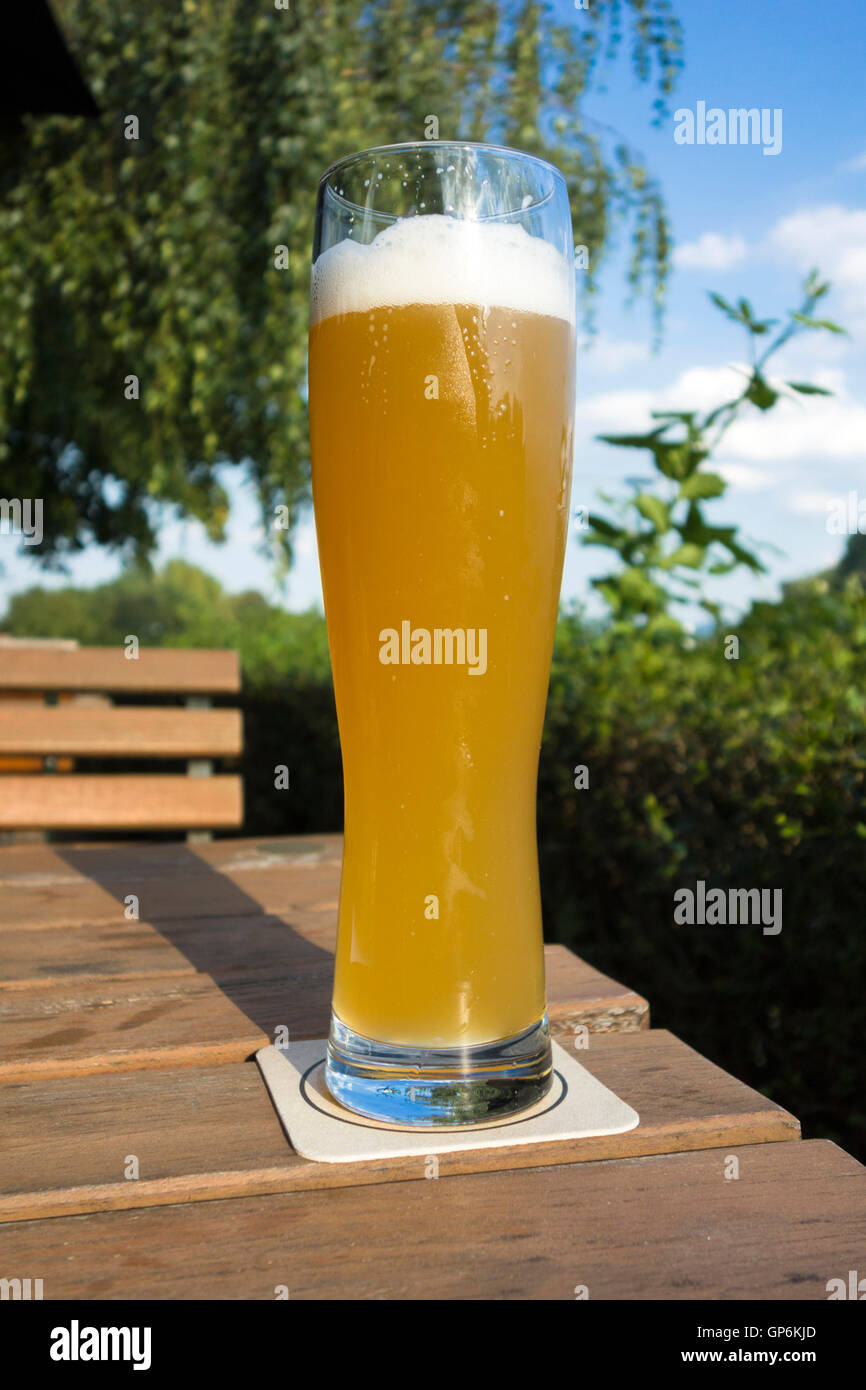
{"left": 311, "top": 214, "right": 572, "bottom": 325}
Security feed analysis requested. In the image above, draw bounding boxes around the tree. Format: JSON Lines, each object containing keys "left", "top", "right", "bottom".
{"left": 1, "top": 557, "right": 333, "bottom": 681}
{"left": 0, "top": 0, "right": 681, "bottom": 566}
{"left": 833, "top": 532, "right": 866, "bottom": 587}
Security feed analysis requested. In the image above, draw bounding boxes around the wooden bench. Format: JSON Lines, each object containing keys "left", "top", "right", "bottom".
{"left": 0, "top": 643, "right": 243, "bottom": 836}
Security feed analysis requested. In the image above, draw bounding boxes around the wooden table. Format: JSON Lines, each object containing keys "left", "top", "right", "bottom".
{"left": 1, "top": 835, "right": 864, "bottom": 1300}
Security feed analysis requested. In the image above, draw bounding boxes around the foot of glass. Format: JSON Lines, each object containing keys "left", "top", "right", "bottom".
{"left": 324, "top": 1012, "right": 553, "bottom": 1127}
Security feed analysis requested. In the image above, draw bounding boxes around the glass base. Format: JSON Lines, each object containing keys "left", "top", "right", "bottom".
{"left": 325, "top": 1012, "right": 553, "bottom": 1128}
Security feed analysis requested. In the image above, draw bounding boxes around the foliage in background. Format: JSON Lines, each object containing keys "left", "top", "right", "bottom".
{"left": 0, "top": 0, "right": 681, "bottom": 566}
{"left": 4, "top": 557, "right": 866, "bottom": 1159}
{"left": 542, "top": 583, "right": 866, "bottom": 1161}
{"left": 584, "top": 272, "right": 845, "bottom": 629}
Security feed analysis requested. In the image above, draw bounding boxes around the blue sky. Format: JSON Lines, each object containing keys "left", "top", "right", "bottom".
{"left": 560, "top": 0, "right": 866, "bottom": 621}
{"left": 2, "top": 0, "right": 865, "bottom": 624}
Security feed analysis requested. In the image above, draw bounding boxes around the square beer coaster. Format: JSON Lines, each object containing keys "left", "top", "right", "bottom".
{"left": 255, "top": 1039, "right": 639, "bottom": 1163}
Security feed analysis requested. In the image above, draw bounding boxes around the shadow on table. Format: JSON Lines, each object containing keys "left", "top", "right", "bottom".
{"left": 56, "top": 840, "right": 339, "bottom": 1041}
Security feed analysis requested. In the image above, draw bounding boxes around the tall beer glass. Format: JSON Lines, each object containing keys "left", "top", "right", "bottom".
{"left": 309, "top": 143, "right": 575, "bottom": 1125}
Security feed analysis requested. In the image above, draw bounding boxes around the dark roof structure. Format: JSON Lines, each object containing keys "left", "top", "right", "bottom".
{"left": 0, "top": 0, "right": 99, "bottom": 117}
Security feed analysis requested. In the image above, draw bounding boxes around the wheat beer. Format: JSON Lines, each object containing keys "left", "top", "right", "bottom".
{"left": 310, "top": 212, "right": 575, "bottom": 1061}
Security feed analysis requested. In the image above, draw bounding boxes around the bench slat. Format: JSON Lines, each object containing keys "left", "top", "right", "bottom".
{"left": 0, "top": 647, "right": 240, "bottom": 693}
{"left": 0, "top": 774, "right": 243, "bottom": 830}
{"left": 0, "top": 706, "right": 242, "bottom": 757}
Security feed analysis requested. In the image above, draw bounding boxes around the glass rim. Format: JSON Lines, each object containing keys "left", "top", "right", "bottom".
{"left": 318, "top": 140, "right": 566, "bottom": 222}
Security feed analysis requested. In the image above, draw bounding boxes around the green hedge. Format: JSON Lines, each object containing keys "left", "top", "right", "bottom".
{"left": 541, "top": 585, "right": 866, "bottom": 1161}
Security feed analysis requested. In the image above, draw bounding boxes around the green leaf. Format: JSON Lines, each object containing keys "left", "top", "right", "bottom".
{"left": 709, "top": 292, "right": 738, "bottom": 319}
{"left": 650, "top": 410, "right": 696, "bottom": 425}
{"left": 745, "top": 372, "right": 778, "bottom": 411}
{"left": 708, "top": 291, "right": 778, "bottom": 334}
{"left": 718, "top": 536, "right": 766, "bottom": 573}
{"left": 786, "top": 381, "right": 833, "bottom": 396}
{"left": 791, "top": 312, "right": 846, "bottom": 335}
{"left": 618, "top": 567, "right": 667, "bottom": 608}
{"left": 736, "top": 298, "right": 777, "bottom": 334}
{"left": 583, "top": 533, "right": 627, "bottom": 552}
{"left": 585, "top": 513, "right": 624, "bottom": 538}
{"left": 596, "top": 427, "right": 668, "bottom": 450}
{"left": 634, "top": 493, "right": 670, "bottom": 530}
{"left": 660, "top": 543, "right": 705, "bottom": 569}
{"left": 679, "top": 472, "right": 726, "bottom": 500}
{"left": 804, "top": 269, "right": 831, "bottom": 300}
{"left": 654, "top": 442, "right": 709, "bottom": 481}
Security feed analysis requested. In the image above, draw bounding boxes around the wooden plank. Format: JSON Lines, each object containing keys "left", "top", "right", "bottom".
{"left": 1, "top": 1140, "right": 858, "bottom": 1299}
{"left": 0, "top": 837, "right": 345, "bottom": 928}
{"left": 0, "top": 913, "right": 338, "bottom": 987}
{"left": 0, "top": 868, "right": 339, "bottom": 930}
{"left": 0, "top": 774, "right": 243, "bottom": 830}
{"left": 0, "top": 944, "right": 645, "bottom": 1083}
{"left": 0, "top": 706, "right": 242, "bottom": 757}
{"left": 0, "top": 1031, "right": 799, "bottom": 1223}
{"left": 0, "top": 833, "right": 342, "bottom": 883}
{"left": 0, "top": 970, "right": 310, "bottom": 1084}
{"left": 0, "top": 646, "right": 240, "bottom": 694}
{"left": 0, "top": 836, "right": 647, "bottom": 1036}
{"left": 0, "top": 918, "right": 646, "bottom": 1041}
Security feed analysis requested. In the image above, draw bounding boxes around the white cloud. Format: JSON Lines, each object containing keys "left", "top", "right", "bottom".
{"left": 725, "top": 382, "right": 866, "bottom": 462}
{"left": 578, "top": 388, "right": 655, "bottom": 433}
{"left": 788, "top": 490, "right": 837, "bottom": 515}
{"left": 579, "top": 364, "right": 744, "bottom": 434}
{"left": 578, "top": 336, "right": 650, "bottom": 372}
{"left": 673, "top": 232, "right": 748, "bottom": 271}
{"left": 671, "top": 204, "right": 866, "bottom": 329}
{"left": 767, "top": 204, "right": 866, "bottom": 320}
{"left": 658, "top": 364, "right": 746, "bottom": 410}
{"left": 842, "top": 151, "right": 866, "bottom": 172}
{"left": 715, "top": 461, "right": 773, "bottom": 491}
